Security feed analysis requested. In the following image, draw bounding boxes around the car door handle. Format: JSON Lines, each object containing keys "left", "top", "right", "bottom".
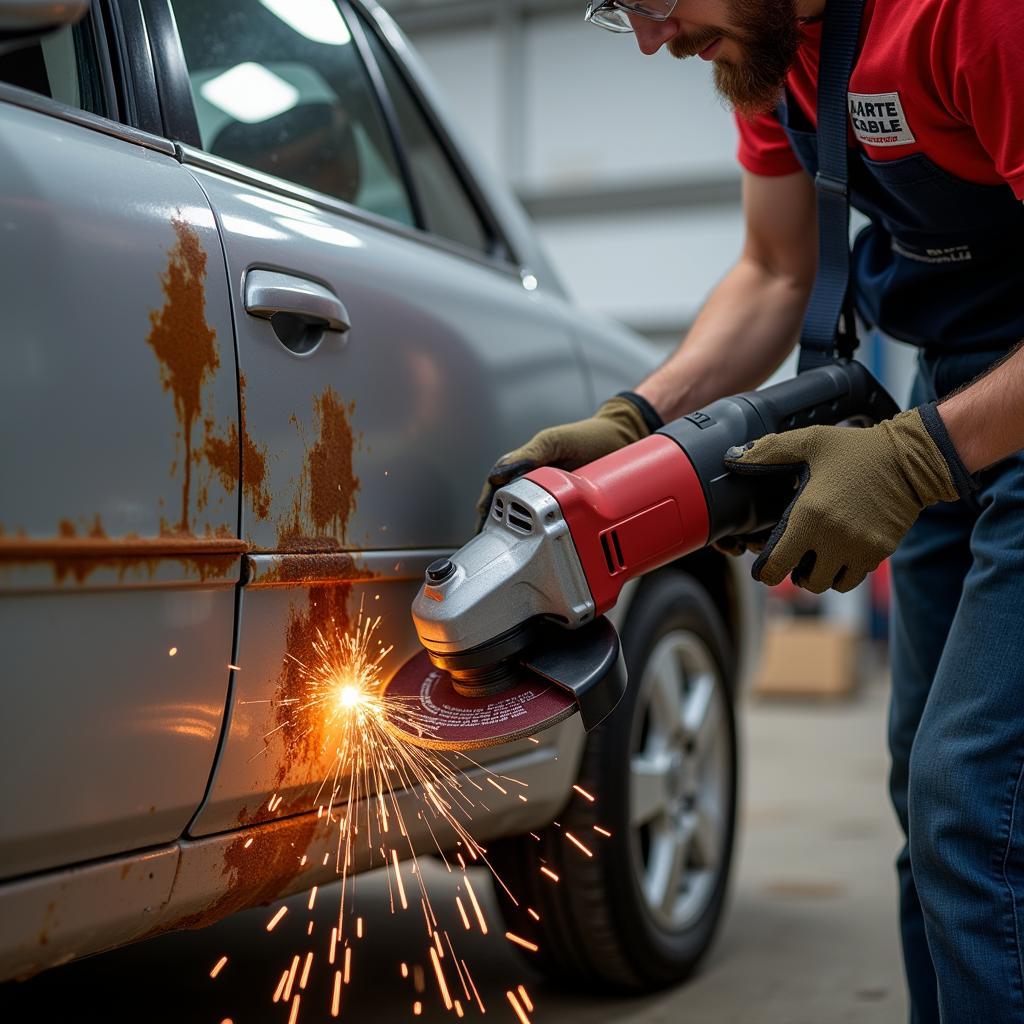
{"left": 244, "top": 269, "right": 350, "bottom": 354}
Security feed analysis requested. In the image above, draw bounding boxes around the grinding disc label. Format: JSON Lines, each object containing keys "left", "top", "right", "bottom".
{"left": 385, "top": 651, "right": 577, "bottom": 750}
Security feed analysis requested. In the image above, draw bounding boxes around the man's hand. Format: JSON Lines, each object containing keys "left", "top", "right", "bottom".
{"left": 476, "top": 394, "right": 657, "bottom": 526}
{"left": 724, "top": 406, "right": 971, "bottom": 593}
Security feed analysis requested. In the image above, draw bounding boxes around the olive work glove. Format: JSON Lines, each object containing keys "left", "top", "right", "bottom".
{"left": 723, "top": 404, "right": 975, "bottom": 594}
{"left": 476, "top": 392, "right": 662, "bottom": 528}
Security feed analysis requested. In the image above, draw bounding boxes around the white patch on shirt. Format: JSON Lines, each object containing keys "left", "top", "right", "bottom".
{"left": 848, "top": 91, "right": 917, "bottom": 147}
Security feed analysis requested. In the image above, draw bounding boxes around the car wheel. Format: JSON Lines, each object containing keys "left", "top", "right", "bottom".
{"left": 488, "top": 571, "right": 738, "bottom": 989}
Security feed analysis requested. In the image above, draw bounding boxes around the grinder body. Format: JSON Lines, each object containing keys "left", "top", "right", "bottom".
{"left": 392, "top": 361, "right": 898, "bottom": 749}
{"left": 527, "top": 359, "right": 898, "bottom": 617}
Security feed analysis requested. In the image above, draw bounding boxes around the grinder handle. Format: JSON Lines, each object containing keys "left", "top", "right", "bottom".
{"left": 746, "top": 359, "right": 901, "bottom": 434}
{"left": 659, "top": 360, "right": 900, "bottom": 543}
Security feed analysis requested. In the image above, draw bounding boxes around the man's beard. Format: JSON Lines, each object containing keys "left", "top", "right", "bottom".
{"left": 667, "top": 0, "right": 800, "bottom": 116}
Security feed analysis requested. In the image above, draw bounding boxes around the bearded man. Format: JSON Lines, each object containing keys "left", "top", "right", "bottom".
{"left": 479, "top": 1, "right": 1024, "bottom": 1019}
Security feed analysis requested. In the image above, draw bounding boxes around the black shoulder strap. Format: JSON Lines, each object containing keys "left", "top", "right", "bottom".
{"left": 797, "top": 0, "right": 867, "bottom": 373}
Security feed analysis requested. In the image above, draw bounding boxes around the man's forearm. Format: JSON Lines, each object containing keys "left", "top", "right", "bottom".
{"left": 634, "top": 256, "right": 810, "bottom": 421}
{"left": 938, "top": 343, "right": 1024, "bottom": 473}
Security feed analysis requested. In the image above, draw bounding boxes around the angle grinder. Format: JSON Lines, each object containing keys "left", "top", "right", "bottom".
{"left": 385, "top": 360, "right": 898, "bottom": 750}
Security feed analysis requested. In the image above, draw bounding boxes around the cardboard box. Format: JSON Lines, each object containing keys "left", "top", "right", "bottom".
{"left": 753, "top": 619, "right": 858, "bottom": 698}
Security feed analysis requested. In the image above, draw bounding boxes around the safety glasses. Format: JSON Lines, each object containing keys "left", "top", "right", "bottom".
{"left": 584, "top": 0, "right": 678, "bottom": 33}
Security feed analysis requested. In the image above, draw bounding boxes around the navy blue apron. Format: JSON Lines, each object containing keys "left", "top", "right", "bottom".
{"left": 783, "top": 1, "right": 1024, "bottom": 359}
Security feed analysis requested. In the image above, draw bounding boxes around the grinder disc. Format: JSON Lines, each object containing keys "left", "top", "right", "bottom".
{"left": 383, "top": 649, "right": 576, "bottom": 751}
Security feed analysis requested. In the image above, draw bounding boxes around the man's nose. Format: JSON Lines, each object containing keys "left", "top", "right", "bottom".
{"left": 628, "top": 12, "right": 679, "bottom": 54}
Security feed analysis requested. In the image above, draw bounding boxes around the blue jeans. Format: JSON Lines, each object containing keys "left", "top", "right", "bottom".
{"left": 890, "top": 348, "right": 1024, "bottom": 1023}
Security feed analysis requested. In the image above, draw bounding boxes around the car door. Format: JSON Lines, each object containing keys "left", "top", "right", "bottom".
{"left": 147, "top": 0, "right": 592, "bottom": 834}
{"left": 0, "top": 6, "right": 241, "bottom": 878}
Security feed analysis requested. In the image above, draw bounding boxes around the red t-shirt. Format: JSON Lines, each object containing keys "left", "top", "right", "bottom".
{"left": 735, "top": 0, "right": 1024, "bottom": 200}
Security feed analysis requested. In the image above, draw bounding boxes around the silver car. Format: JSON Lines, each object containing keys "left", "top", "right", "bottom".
{"left": 0, "top": 0, "right": 759, "bottom": 990}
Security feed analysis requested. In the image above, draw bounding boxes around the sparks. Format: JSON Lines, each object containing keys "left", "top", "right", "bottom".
{"left": 168, "top": 647, "right": 177, "bottom": 656}
{"left": 391, "top": 849, "right": 409, "bottom": 910}
{"left": 283, "top": 954, "right": 300, "bottom": 1002}
{"left": 455, "top": 896, "right": 471, "bottom": 931}
{"left": 463, "top": 876, "right": 488, "bottom": 934}
{"left": 430, "top": 946, "right": 453, "bottom": 1009}
{"left": 565, "top": 832, "right": 594, "bottom": 857}
{"left": 299, "top": 951, "right": 314, "bottom": 990}
{"left": 573, "top": 783, "right": 596, "bottom": 802}
{"left": 272, "top": 968, "right": 289, "bottom": 1003}
{"left": 212, "top": 599, "right": 545, "bottom": 1021}
{"left": 335, "top": 682, "right": 363, "bottom": 711}
{"left": 540, "top": 866, "right": 560, "bottom": 882}
{"left": 331, "top": 970, "right": 342, "bottom": 1017}
{"left": 209, "top": 955, "right": 228, "bottom": 979}
{"left": 507, "top": 989, "right": 533, "bottom": 1024}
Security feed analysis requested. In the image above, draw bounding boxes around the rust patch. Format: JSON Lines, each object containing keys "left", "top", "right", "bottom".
{"left": 204, "top": 373, "right": 271, "bottom": 521}
{"left": 147, "top": 216, "right": 220, "bottom": 533}
{"left": 167, "top": 811, "right": 322, "bottom": 933}
{"left": 309, "top": 389, "right": 359, "bottom": 538}
{"left": 246, "top": 552, "right": 377, "bottom": 588}
{"left": 276, "top": 389, "right": 360, "bottom": 551}
{"left": 1, "top": 518, "right": 244, "bottom": 585}
{"left": 269, "top": 583, "right": 354, "bottom": 801}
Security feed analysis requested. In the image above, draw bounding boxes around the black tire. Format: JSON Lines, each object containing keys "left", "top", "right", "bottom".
{"left": 488, "top": 571, "right": 738, "bottom": 990}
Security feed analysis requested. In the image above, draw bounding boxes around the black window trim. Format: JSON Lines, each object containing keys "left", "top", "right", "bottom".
{"left": 336, "top": 0, "right": 428, "bottom": 234}
{"left": 344, "top": 0, "right": 518, "bottom": 266}
{"left": 137, "top": 0, "right": 199, "bottom": 144}
{"left": 108, "top": 0, "right": 163, "bottom": 135}
{"left": 87, "top": 1, "right": 120, "bottom": 118}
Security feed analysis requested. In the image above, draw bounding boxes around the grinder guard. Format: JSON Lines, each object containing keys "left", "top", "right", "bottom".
{"left": 521, "top": 616, "right": 626, "bottom": 732}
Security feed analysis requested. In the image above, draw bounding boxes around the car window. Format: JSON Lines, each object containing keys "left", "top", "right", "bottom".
{"left": 358, "top": 15, "right": 491, "bottom": 257}
{"left": 167, "top": 0, "right": 414, "bottom": 226}
{"left": 0, "top": 15, "right": 108, "bottom": 116}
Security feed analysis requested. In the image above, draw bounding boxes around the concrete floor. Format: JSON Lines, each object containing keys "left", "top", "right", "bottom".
{"left": 0, "top": 675, "right": 907, "bottom": 1023}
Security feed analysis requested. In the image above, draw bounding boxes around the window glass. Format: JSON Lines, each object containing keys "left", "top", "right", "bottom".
{"left": 0, "top": 16, "right": 108, "bottom": 116}
{"left": 359, "top": 18, "right": 491, "bottom": 256}
{"left": 168, "top": 0, "right": 413, "bottom": 225}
